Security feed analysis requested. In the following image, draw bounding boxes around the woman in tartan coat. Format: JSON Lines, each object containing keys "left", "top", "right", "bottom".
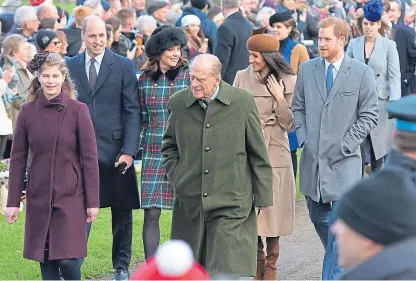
{"left": 138, "top": 25, "right": 191, "bottom": 259}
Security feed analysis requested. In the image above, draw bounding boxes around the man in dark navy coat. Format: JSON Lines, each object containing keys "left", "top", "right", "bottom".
{"left": 66, "top": 15, "right": 140, "bottom": 280}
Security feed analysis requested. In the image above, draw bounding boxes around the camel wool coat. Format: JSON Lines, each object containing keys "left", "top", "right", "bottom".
{"left": 234, "top": 65, "right": 296, "bottom": 237}
{"left": 7, "top": 91, "right": 100, "bottom": 263}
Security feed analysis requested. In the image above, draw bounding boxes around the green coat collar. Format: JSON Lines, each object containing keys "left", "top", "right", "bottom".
{"left": 184, "top": 80, "right": 233, "bottom": 107}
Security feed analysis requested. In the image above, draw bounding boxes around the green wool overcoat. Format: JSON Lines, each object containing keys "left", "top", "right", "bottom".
{"left": 161, "top": 81, "right": 273, "bottom": 277}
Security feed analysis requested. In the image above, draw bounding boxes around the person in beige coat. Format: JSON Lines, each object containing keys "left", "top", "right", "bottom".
{"left": 233, "top": 30, "right": 297, "bottom": 280}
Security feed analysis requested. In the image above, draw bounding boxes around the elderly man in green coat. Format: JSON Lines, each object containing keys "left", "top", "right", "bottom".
{"left": 161, "top": 54, "right": 273, "bottom": 277}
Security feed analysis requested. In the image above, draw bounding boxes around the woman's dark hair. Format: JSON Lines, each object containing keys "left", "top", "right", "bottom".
{"left": 278, "top": 18, "right": 300, "bottom": 41}
{"left": 259, "top": 51, "right": 295, "bottom": 92}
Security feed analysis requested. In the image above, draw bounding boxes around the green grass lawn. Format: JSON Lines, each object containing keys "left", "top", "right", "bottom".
{"left": 0, "top": 209, "right": 173, "bottom": 280}
{"left": 20, "top": 0, "right": 76, "bottom": 12}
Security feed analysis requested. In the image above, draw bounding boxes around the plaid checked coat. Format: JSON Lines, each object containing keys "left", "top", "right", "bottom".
{"left": 139, "top": 64, "right": 190, "bottom": 209}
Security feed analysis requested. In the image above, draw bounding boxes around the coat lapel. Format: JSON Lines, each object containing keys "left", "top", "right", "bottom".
{"left": 326, "top": 56, "right": 352, "bottom": 104}
{"left": 91, "top": 49, "right": 114, "bottom": 97}
{"left": 76, "top": 53, "right": 89, "bottom": 96}
{"left": 356, "top": 36, "right": 365, "bottom": 63}
{"left": 313, "top": 58, "right": 326, "bottom": 102}
{"left": 367, "top": 34, "right": 383, "bottom": 67}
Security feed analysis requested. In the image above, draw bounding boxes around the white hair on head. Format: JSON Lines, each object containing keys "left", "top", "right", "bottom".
{"left": 135, "top": 15, "right": 157, "bottom": 33}
{"left": 190, "top": 54, "right": 222, "bottom": 76}
{"left": 256, "top": 7, "right": 275, "bottom": 25}
{"left": 36, "top": 3, "right": 58, "bottom": 19}
{"left": 14, "top": 6, "right": 37, "bottom": 28}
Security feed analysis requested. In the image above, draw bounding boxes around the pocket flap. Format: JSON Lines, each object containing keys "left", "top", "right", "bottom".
{"left": 112, "top": 129, "right": 124, "bottom": 140}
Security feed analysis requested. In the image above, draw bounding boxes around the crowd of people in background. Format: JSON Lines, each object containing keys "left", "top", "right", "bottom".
{"left": 1, "top": 0, "right": 416, "bottom": 280}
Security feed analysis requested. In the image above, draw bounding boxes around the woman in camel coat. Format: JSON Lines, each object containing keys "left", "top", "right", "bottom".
{"left": 233, "top": 30, "right": 296, "bottom": 280}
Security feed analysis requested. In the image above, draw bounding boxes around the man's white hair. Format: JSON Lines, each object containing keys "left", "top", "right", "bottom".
{"left": 36, "top": 3, "right": 58, "bottom": 19}
{"left": 135, "top": 15, "right": 157, "bottom": 34}
{"left": 256, "top": 7, "right": 275, "bottom": 26}
{"left": 14, "top": 6, "right": 38, "bottom": 28}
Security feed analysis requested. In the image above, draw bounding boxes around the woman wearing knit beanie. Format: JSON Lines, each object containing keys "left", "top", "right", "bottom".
{"left": 346, "top": 0, "right": 401, "bottom": 175}
{"left": 181, "top": 15, "right": 208, "bottom": 59}
{"left": 138, "top": 25, "right": 191, "bottom": 260}
{"left": 233, "top": 28, "right": 296, "bottom": 280}
{"left": 269, "top": 10, "right": 309, "bottom": 182}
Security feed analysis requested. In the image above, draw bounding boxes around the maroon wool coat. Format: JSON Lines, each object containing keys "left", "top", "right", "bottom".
{"left": 7, "top": 90, "right": 100, "bottom": 263}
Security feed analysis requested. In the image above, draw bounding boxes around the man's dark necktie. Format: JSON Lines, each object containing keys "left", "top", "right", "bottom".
{"left": 89, "top": 58, "right": 97, "bottom": 91}
{"left": 326, "top": 64, "right": 334, "bottom": 96}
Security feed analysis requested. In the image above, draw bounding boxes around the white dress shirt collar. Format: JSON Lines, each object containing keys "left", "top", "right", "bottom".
{"left": 85, "top": 50, "right": 105, "bottom": 66}
{"left": 325, "top": 53, "right": 344, "bottom": 72}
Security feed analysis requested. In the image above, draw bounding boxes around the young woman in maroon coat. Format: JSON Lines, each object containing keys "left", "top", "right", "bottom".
{"left": 5, "top": 52, "right": 100, "bottom": 280}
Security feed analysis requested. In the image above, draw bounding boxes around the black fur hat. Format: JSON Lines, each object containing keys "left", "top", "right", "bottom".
{"left": 145, "top": 25, "right": 188, "bottom": 58}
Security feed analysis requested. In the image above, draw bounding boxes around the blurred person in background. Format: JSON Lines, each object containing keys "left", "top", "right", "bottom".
{"left": 207, "top": 6, "right": 225, "bottom": 26}
{"left": 0, "top": 67, "right": 15, "bottom": 159}
{"left": 214, "top": 0, "right": 253, "bottom": 84}
{"left": 132, "top": 0, "right": 147, "bottom": 17}
{"left": 56, "top": 30, "right": 69, "bottom": 57}
{"left": 176, "top": 0, "right": 217, "bottom": 53}
{"left": 106, "top": 24, "right": 114, "bottom": 47}
{"left": 347, "top": 0, "right": 401, "bottom": 175}
{"left": 135, "top": 15, "right": 158, "bottom": 70}
{"left": 106, "top": 17, "right": 123, "bottom": 54}
{"left": 1, "top": 35, "right": 33, "bottom": 130}
{"left": 256, "top": 7, "right": 275, "bottom": 28}
{"left": 117, "top": 8, "right": 138, "bottom": 58}
{"left": 139, "top": 25, "right": 190, "bottom": 260}
{"left": 36, "top": 29, "right": 62, "bottom": 54}
{"left": 64, "top": 6, "right": 93, "bottom": 57}
{"left": 121, "top": 0, "right": 132, "bottom": 7}
{"left": 37, "top": 3, "right": 60, "bottom": 22}
{"left": 56, "top": 7, "right": 69, "bottom": 30}
{"left": 181, "top": 15, "right": 208, "bottom": 58}
{"left": 103, "top": 0, "right": 123, "bottom": 21}
{"left": 148, "top": 0, "right": 171, "bottom": 27}
{"left": 7, "top": 6, "right": 40, "bottom": 45}
{"left": 84, "top": 0, "right": 106, "bottom": 17}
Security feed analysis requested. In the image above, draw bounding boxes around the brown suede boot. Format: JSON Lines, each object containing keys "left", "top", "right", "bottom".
{"left": 264, "top": 237, "right": 280, "bottom": 280}
{"left": 256, "top": 237, "right": 265, "bottom": 280}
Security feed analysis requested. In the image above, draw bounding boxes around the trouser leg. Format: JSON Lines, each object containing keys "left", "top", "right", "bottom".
{"left": 111, "top": 207, "right": 133, "bottom": 270}
{"left": 256, "top": 237, "right": 265, "bottom": 280}
{"left": 56, "top": 258, "right": 81, "bottom": 280}
{"left": 264, "top": 237, "right": 279, "bottom": 280}
{"left": 40, "top": 250, "right": 60, "bottom": 280}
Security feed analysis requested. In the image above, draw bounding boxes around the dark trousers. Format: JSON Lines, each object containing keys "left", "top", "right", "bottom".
{"left": 305, "top": 197, "right": 344, "bottom": 280}
{"left": 81, "top": 207, "right": 133, "bottom": 270}
{"left": 40, "top": 249, "right": 80, "bottom": 280}
{"left": 0, "top": 135, "right": 8, "bottom": 160}
{"left": 361, "top": 136, "right": 383, "bottom": 176}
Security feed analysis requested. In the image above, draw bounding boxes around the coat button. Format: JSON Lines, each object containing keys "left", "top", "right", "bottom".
{"left": 56, "top": 106, "right": 63, "bottom": 112}
{"left": 153, "top": 83, "right": 157, "bottom": 87}
{"left": 203, "top": 193, "right": 208, "bottom": 197}
{"left": 152, "top": 110, "right": 156, "bottom": 114}
{"left": 204, "top": 169, "right": 209, "bottom": 174}
{"left": 206, "top": 124, "right": 211, "bottom": 128}
{"left": 151, "top": 96, "right": 156, "bottom": 100}
{"left": 205, "top": 147, "right": 210, "bottom": 151}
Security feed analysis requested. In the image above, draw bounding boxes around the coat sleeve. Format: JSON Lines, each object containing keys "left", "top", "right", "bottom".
{"left": 342, "top": 67, "right": 379, "bottom": 154}
{"left": 291, "top": 64, "right": 307, "bottom": 146}
{"left": 232, "top": 70, "right": 241, "bottom": 88}
{"left": 161, "top": 105, "right": 180, "bottom": 187}
{"left": 245, "top": 94, "right": 273, "bottom": 208}
{"left": 77, "top": 103, "right": 100, "bottom": 208}
{"left": 139, "top": 79, "right": 148, "bottom": 149}
{"left": 207, "top": 21, "right": 218, "bottom": 54}
{"left": 346, "top": 40, "right": 354, "bottom": 58}
{"left": 214, "top": 24, "right": 233, "bottom": 78}
{"left": 121, "top": 59, "right": 141, "bottom": 157}
{"left": 387, "top": 40, "right": 402, "bottom": 101}
{"left": 290, "top": 44, "right": 309, "bottom": 74}
{"left": 274, "top": 92, "right": 295, "bottom": 133}
{"left": 7, "top": 105, "right": 28, "bottom": 207}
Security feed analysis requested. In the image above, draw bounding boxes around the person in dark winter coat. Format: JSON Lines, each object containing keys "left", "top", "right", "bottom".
{"left": 66, "top": 15, "right": 140, "bottom": 281}
{"left": 5, "top": 52, "right": 100, "bottom": 280}
{"left": 139, "top": 25, "right": 191, "bottom": 259}
{"left": 332, "top": 167, "right": 416, "bottom": 280}
{"left": 175, "top": 0, "right": 217, "bottom": 53}
{"left": 214, "top": 0, "right": 252, "bottom": 84}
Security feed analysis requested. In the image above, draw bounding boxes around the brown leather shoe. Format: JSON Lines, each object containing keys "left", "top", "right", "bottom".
{"left": 256, "top": 237, "right": 265, "bottom": 280}
{"left": 264, "top": 237, "right": 280, "bottom": 280}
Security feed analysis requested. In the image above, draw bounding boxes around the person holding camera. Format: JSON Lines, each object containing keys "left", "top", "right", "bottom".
{"left": 116, "top": 8, "right": 137, "bottom": 60}
{"left": 66, "top": 15, "right": 140, "bottom": 281}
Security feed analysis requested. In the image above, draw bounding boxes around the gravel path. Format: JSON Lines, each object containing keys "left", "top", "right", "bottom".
{"left": 278, "top": 200, "right": 325, "bottom": 280}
